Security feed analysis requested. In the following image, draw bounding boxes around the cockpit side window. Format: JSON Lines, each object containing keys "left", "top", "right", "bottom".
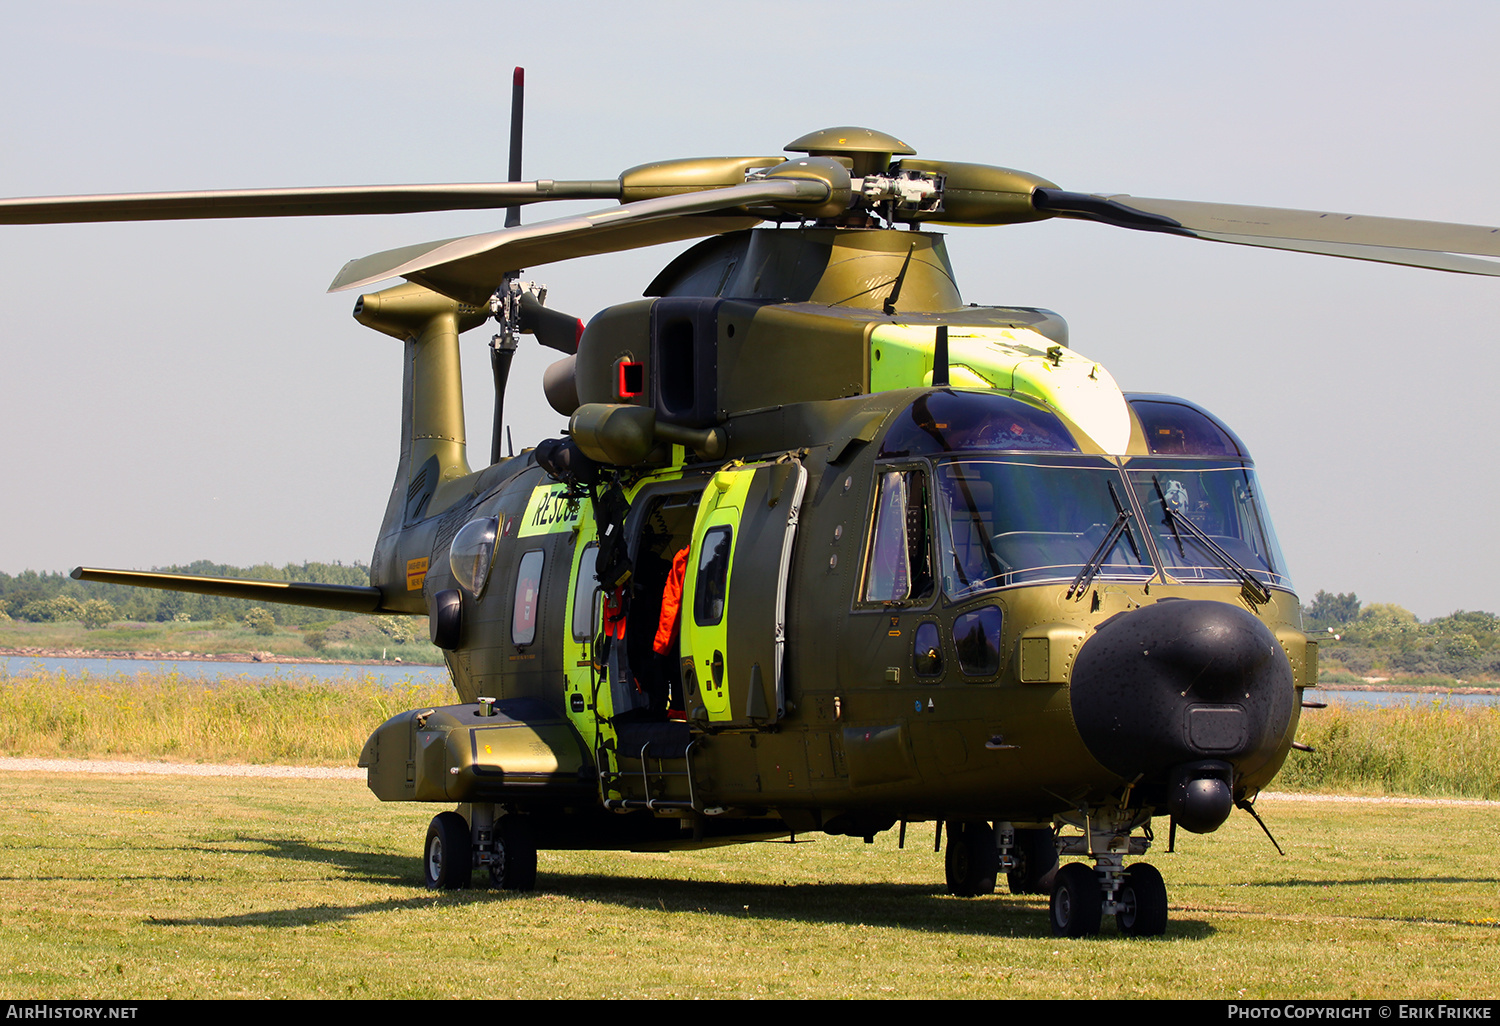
{"left": 860, "top": 469, "right": 934, "bottom": 605}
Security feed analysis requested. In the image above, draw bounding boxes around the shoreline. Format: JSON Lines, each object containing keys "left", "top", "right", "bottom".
{"left": 1, "top": 647, "right": 1495, "bottom": 693}
{"left": 1317, "top": 681, "right": 1500, "bottom": 696}
{"left": 0, "top": 645, "right": 442, "bottom": 667}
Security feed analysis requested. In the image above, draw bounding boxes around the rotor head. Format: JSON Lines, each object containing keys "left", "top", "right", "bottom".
{"left": 786, "top": 126, "right": 916, "bottom": 178}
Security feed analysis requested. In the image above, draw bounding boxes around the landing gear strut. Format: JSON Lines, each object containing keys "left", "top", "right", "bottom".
{"left": 944, "top": 821, "right": 998, "bottom": 896}
{"left": 423, "top": 811, "right": 472, "bottom": 890}
{"left": 488, "top": 814, "right": 538, "bottom": 891}
{"left": 421, "top": 805, "right": 539, "bottom": 892}
{"left": 1049, "top": 862, "right": 1103, "bottom": 936}
{"left": 1002, "top": 825, "right": 1059, "bottom": 895}
{"left": 1115, "top": 863, "right": 1168, "bottom": 937}
{"left": 1048, "top": 810, "right": 1169, "bottom": 937}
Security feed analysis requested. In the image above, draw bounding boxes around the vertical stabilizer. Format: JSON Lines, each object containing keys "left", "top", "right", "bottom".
{"left": 354, "top": 281, "right": 489, "bottom": 606}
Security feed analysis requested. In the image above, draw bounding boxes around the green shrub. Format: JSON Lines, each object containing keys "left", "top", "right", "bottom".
{"left": 242, "top": 608, "right": 276, "bottom": 636}
{"left": 78, "top": 599, "right": 116, "bottom": 630}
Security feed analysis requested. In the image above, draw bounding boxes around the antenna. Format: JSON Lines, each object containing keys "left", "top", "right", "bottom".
{"left": 932, "top": 324, "right": 949, "bottom": 386}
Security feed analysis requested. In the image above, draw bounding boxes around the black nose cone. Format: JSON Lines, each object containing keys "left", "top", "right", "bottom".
{"left": 1070, "top": 599, "right": 1294, "bottom": 784}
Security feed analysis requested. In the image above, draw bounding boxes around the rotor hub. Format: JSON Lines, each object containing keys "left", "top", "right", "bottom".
{"left": 785, "top": 126, "right": 915, "bottom": 178}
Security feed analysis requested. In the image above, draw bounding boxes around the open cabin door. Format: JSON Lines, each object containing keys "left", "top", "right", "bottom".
{"left": 681, "top": 457, "right": 807, "bottom": 730}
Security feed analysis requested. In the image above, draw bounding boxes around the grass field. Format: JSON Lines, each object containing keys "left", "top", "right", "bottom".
{"left": 3, "top": 670, "right": 1497, "bottom": 999}
{"left": 1, "top": 775, "right": 1496, "bottom": 1000}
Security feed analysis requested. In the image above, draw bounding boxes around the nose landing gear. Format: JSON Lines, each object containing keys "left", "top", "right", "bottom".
{"left": 1048, "top": 810, "right": 1169, "bottom": 937}
{"left": 1114, "top": 863, "right": 1168, "bottom": 937}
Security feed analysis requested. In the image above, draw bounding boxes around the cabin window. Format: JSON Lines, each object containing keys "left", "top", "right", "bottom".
{"left": 571, "top": 544, "right": 599, "bottom": 642}
{"left": 952, "top": 606, "right": 1003, "bottom": 678}
{"left": 913, "top": 621, "right": 943, "bottom": 678}
{"left": 512, "top": 550, "right": 544, "bottom": 646}
{"left": 693, "top": 526, "right": 732, "bottom": 627}
{"left": 861, "top": 469, "right": 933, "bottom": 605}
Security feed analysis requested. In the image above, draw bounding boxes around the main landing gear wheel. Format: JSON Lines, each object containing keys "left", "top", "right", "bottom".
{"left": 489, "top": 815, "right": 538, "bottom": 891}
{"left": 945, "top": 821, "right": 999, "bottom": 897}
{"left": 424, "top": 811, "right": 472, "bottom": 891}
{"left": 1050, "top": 862, "right": 1103, "bottom": 937}
{"left": 1006, "top": 828, "right": 1059, "bottom": 895}
{"left": 1115, "top": 862, "right": 1168, "bottom": 937}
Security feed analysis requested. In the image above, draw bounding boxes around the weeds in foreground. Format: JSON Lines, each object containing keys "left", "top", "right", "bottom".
{"left": 4, "top": 669, "right": 1498, "bottom": 802}
{"left": 0, "top": 669, "right": 453, "bottom": 764}
{"left": 1280, "top": 698, "right": 1500, "bottom": 800}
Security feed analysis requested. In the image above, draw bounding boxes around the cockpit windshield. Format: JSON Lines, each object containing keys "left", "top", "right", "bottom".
{"left": 1125, "top": 461, "right": 1291, "bottom": 591}
{"left": 869, "top": 392, "right": 1294, "bottom": 602}
{"left": 934, "top": 456, "right": 1153, "bottom": 598}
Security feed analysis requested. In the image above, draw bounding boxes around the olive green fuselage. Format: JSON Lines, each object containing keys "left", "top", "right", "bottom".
{"left": 356, "top": 227, "right": 1308, "bottom": 850}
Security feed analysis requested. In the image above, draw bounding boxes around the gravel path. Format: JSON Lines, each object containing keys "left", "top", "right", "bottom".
{"left": 0, "top": 756, "right": 362, "bottom": 779}
{"left": 1258, "top": 791, "right": 1500, "bottom": 807}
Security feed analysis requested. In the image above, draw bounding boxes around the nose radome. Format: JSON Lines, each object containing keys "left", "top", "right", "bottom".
{"left": 1069, "top": 599, "right": 1295, "bottom": 787}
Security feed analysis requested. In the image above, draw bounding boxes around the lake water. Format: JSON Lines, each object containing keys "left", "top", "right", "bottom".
{"left": 1317, "top": 688, "right": 1498, "bottom": 709}
{"left": 0, "top": 655, "right": 450, "bottom": 686}
{"left": 3, "top": 657, "right": 1493, "bottom": 706}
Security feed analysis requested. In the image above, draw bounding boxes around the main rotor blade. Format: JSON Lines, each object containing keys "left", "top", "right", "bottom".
{"left": 72, "top": 566, "right": 387, "bottom": 614}
{"left": 0, "top": 181, "right": 622, "bottom": 224}
{"left": 1034, "top": 189, "right": 1500, "bottom": 276}
{"left": 328, "top": 177, "right": 830, "bottom": 303}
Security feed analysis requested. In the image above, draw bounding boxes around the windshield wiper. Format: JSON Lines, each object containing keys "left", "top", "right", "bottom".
{"left": 1151, "top": 475, "right": 1272, "bottom": 604}
{"left": 1067, "top": 482, "right": 1140, "bottom": 600}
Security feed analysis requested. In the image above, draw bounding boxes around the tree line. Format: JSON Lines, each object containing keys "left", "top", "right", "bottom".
{"left": 1301, "top": 590, "right": 1500, "bottom": 678}
{"left": 0, "top": 561, "right": 371, "bottom": 629}
{"left": 4, "top": 565, "right": 1496, "bottom": 678}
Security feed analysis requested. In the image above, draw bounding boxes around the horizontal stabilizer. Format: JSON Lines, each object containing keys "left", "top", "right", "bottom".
{"left": 71, "top": 566, "right": 389, "bottom": 615}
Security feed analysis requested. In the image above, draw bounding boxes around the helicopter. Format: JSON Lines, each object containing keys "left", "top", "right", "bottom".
{"left": 12, "top": 71, "right": 1500, "bottom": 937}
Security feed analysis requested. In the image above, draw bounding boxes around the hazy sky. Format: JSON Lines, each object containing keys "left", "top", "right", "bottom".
{"left": 2, "top": 0, "right": 1497, "bottom": 620}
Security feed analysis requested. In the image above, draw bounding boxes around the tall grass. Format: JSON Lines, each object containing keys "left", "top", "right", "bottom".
{"left": 1279, "top": 699, "right": 1500, "bottom": 800}
{"left": 4, "top": 670, "right": 1498, "bottom": 799}
{"left": 0, "top": 669, "right": 453, "bottom": 765}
